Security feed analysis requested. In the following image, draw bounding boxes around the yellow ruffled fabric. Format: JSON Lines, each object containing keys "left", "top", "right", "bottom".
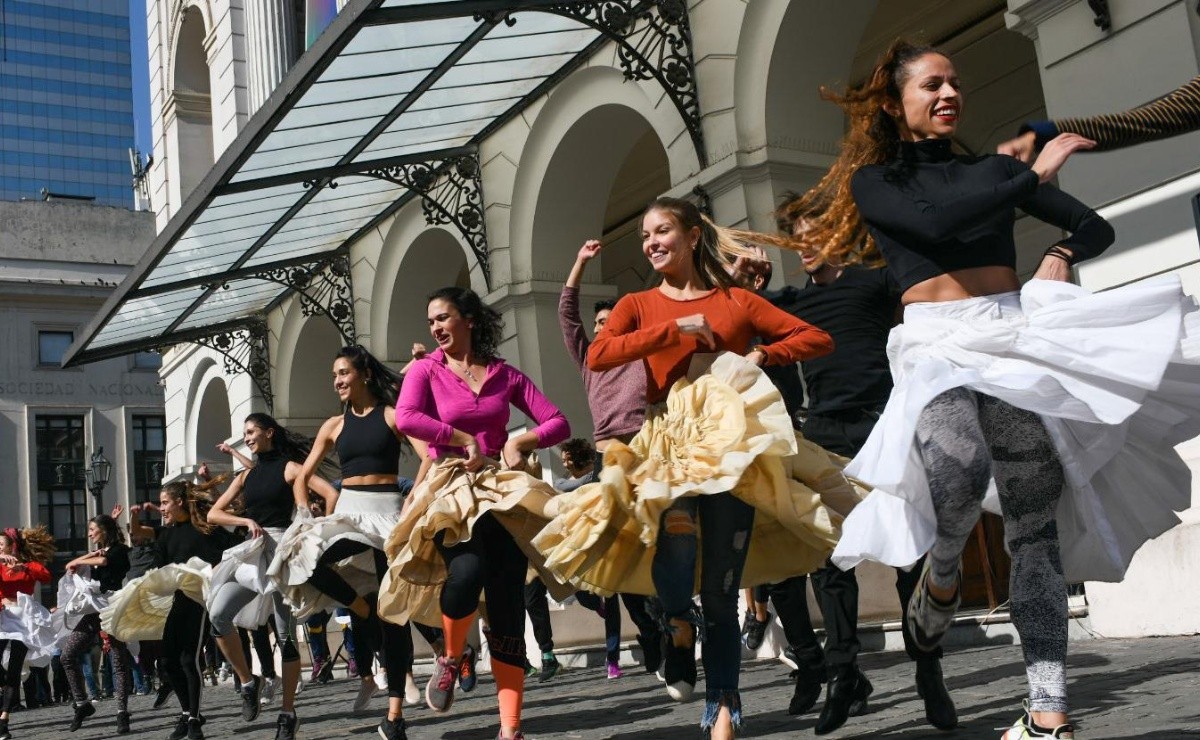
{"left": 532, "top": 352, "right": 866, "bottom": 596}
{"left": 378, "top": 457, "right": 574, "bottom": 628}
{"left": 100, "top": 558, "right": 211, "bottom": 642}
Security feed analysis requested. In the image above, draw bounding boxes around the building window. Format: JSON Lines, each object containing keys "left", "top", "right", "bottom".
{"left": 34, "top": 415, "right": 87, "bottom": 605}
{"left": 37, "top": 330, "right": 74, "bottom": 366}
{"left": 131, "top": 415, "right": 166, "bottom": 504}
{"left": 132, "top": 351, "right": 162, "bottom": 370}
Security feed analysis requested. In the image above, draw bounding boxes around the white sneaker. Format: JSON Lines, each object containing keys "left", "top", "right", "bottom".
{"left": 1000, "top": 702, "right": 1075, "bottom": 739}
{"left": 260, "top": 676, "right": 279, "bottom": 707}
{"left": 404, "top": 673, "right": 420, "bottom": 706}
{"left": 353, "top": 677, "right": 378, "bottom": 713}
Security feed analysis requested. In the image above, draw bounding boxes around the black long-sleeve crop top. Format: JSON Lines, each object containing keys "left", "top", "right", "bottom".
{"left": 849, "top": 139, "right": 1115, "bottom": 293}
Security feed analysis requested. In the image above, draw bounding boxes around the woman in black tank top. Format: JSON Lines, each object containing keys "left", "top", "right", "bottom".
{"left": 207, "top": 414, "right": 335, "bottom": 737}
{"left": 268, "top": 345, "right": 428, "bottom": 740}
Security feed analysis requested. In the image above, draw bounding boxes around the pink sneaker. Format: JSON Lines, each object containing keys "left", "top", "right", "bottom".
{"left": 606, "top": 660, "right": 623, "bottom": 680}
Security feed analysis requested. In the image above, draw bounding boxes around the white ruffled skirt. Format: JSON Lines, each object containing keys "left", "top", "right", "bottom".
{"left": 0, "top": 594, "right": 57, "bottom": 668}
{"left": 831, "top": 275, "right": 1200, "bottom": 582}
{"left": 101, "top": 558, "right": 212, "bottom": 643}
{"left": 267, "top": 487, "right": 402, "bottom": 619}
{"left": 51, "top": 572, "right": 110, "bottom": 640}
{"left": 207, "top": 527, "right": 285, "bottom": 630}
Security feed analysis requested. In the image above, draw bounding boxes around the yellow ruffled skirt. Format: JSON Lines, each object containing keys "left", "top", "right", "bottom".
{"left": 378, "top": 456, "right": 574, "bottom": 628}
{"left": 100, "top": 558, "right": 212, "bottom": 642}
{"left": 532, "top": 352, "right": 865, "bottom": 596}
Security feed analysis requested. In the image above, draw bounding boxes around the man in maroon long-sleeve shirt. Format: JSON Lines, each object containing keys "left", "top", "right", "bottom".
{"left": 516, "top": 240, "right": 663, "bottom": 682}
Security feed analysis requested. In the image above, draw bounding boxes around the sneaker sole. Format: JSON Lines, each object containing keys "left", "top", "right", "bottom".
{"left": 665, "top": 681, "right": 695, "bottom": 702}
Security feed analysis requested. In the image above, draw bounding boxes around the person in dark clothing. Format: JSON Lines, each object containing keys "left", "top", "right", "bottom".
{"left": 61, "top": 514, "right": 135, "bottom": 734}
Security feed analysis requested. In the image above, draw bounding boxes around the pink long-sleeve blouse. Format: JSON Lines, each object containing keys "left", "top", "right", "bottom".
{"left": 396, "top": 348, "right": 570, "bottom": 459}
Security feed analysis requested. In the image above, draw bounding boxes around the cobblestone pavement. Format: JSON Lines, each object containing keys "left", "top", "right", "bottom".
{"left": 9, "top": 636, "right": 1198, "bottom": 739}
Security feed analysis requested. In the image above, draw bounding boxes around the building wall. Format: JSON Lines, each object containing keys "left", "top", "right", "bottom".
{"left": 0, "top": 201, "right": 161, "bottom": 600}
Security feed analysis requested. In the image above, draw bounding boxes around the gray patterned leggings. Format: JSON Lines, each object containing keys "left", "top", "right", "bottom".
{"left": 62, "top": 613, "right": 133, "bottom": 711}
{"left": 915, "top": 387, "right": 1068, "bottom": 713}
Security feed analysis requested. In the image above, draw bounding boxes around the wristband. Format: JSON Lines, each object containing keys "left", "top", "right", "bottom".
{"left": 1043, "top": 245, "right": 1075, "bottom": 265}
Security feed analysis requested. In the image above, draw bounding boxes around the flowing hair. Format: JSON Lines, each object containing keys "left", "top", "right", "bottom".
{"left": 90, "top": 514, "right": 126, "bottom": 549}
{"left": 244, "top": 412, "right": 311, "bottom": 465}
{"left": 3, "top": 526, "right": 55, "bottom": 566}
{"left": 642, "top": 197, "right": 760, "bottom": 291}
{"left": 336, "top": 345, "right": 403, "bottom": 408}
{"left": 770, "top": 39, "right": 938, "bottom": 267}
{"left": 427, "top": 287, "right": 504, "bottom": 362}
{"left": 161, "top": 475, "right": 229, "bottom": 535}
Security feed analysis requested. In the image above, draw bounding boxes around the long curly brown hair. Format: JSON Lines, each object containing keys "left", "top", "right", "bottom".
{"left": 3, "top": 525, "right": 56, "bottom": 566}
{"left": 771, "top": 39, "right": 938, "bottom": 267}
{"left": 161, "top": 474, "right": 229, "bottom": 535}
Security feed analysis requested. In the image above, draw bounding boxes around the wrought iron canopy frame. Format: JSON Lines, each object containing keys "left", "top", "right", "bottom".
{"left": 65, "top": 0, "right": 704, "bottom": 367}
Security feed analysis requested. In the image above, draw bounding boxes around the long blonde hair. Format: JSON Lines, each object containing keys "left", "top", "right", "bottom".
{"left": 644, "top": 197, "right": 759, "bottom": 290}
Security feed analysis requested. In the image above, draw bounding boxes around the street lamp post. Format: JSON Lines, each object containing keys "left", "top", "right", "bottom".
{"left": 84, "top": 447, "right": 112, "bottom": 503}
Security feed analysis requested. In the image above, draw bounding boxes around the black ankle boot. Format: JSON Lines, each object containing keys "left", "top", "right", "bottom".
{"left": 788, "top": 667, "right": 824, "bottom": 715}
{"left": 915, "top": 657, "right": 957, "bottom": 730}
{"left": 814, "top": 666, "right": 873, "bottom": 735}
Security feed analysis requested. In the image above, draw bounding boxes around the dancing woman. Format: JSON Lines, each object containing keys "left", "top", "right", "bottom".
{"left": 536, "top": 197, "right": 844, "bottom": 740}
{"left": 207, "top": 413, "right": 336, "bottom": 740}
{"left": 61, "top": 515, "right": 134, "bottom": 734}
{"left": 795, "top": 40, "right": 1200, "bottom": 739}
{"left": 0, "top": 526, "right": 53, "bottom": 740}
{"left": 380, "top": 286, "right": 571, "bottom": 740}
{"left": 270, "top": 345, "right": 414, "bottom": 740}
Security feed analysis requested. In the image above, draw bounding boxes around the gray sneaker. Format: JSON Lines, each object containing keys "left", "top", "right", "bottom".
{"left": 240, "top": 676, "right": 262, "bottom": 722}
{"left": 906, "top": 559, "right": 961, "bottom": 654}
{"left": 273, "top": 712, "right": 299, "bottom": 740}
{"left": 425, "top": 656, "right": 458, "bottom": 713}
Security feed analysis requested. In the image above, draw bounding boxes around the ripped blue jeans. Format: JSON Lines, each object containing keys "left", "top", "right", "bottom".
{"left": 652, "top": 493, "right": 755, "bottom": 729}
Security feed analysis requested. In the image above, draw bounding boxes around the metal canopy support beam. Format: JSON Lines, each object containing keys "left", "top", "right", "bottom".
{"left": 545, "top": 0, "right": 705, "bottom": 167}
{"left": 253, "top": 253, "right": 357, "bottom": 344}
{"left": 192, "top": 319, "right": 275, "bottom": 410}
{"left": 362, "top": 151, "right": 490, "bottom": 286}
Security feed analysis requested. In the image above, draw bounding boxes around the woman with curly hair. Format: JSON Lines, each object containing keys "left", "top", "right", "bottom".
{"left": 207, "top": 413, "right": 336, "bottom": 740}
{"left": 105, "top": 477, "right": 236, "bottom": 740}
{"left": 532, "top": 197, "right": 853, "bottom": 740}
{"left": 269, "top": 345, "right": 420, "bottom": 740}
{"left": 60, "top": 514, "right": 134, "bottom": 734}
{"left": 0, "top": 526, "right": 54, "bottom": 740}
{"left": 379, "top": 286, "right": 572, "bottom": 740}
{"left": 788, "top": 39, "right": 1200, "bottom": 739}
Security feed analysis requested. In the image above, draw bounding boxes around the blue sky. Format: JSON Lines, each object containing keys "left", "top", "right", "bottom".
{"left": 129, "top": 0, "right": 152, "bottom": 156}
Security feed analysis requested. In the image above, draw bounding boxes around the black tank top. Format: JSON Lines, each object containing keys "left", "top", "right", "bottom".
{"left": 242, "top": 450, "right": 294, "bottom": 529}
{"left": 335, "top": 404, "right": 401, "bottom": 478}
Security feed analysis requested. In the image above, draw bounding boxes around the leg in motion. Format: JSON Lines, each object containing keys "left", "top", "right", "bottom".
{"left": 651, "top": 498, "right": 701, "bottom": 704}
{"left": 812, "top": 564, "right": 872, "bottom": 735}
{"left": 478, "top": 514, "right": 530, "bottom": 740}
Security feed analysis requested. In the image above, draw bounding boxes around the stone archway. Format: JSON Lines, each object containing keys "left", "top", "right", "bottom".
{"left": 192, "top": 373, "right": 232, "bottom": 471}
{"left": 277, "top": 315, "right": 344, "bottom": 436}
{"left": 169, "top": 5, "right": 214, "bottom": 203}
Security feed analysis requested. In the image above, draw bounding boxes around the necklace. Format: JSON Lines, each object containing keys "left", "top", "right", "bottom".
{"left": 447, "top": 355, "right": 478, "bottom": 383}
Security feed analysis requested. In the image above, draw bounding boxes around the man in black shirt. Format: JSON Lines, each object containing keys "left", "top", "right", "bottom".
{"left": 728, "top": 199, "right": 956, "bottom": 735}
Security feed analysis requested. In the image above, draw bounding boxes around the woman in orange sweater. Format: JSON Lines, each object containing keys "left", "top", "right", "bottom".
{"left": 0, "top": 526, "right": 54, "bottom": 740}
{"left": 536, "top": 197, "right": 858, "bottom": 740}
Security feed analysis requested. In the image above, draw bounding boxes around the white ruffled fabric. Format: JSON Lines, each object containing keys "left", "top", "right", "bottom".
{"left": 51, "top": 572, "right": 110, "bottom": 639}
{"left": 0, "top": 594, "right": 59, "bottom": 668}
{"left": 267, "top": 488, "right": 401, "bottom": 619}
{"left": 832, "top": 275, "right": 1200, "bottom": 583}
{"left": 100, "top": 558, "right": 212, "bottom": 643}
{"left": 206, "top": 527, "right": 285, "bottom": 631}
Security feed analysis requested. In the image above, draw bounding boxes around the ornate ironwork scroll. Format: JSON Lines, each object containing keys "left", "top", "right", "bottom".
{"left": 255, "top": 253, "right": 357, "bottom": 344}
{"left": 193, "top": 320, "right": 274, "bottom": 410}
{"left": 364, "top": 152, "right": 490, "bottom": 286}
{"left": 547, "top": 0, "right": 704, "bottom": 165}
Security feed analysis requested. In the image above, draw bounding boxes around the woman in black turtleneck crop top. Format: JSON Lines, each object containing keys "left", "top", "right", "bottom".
{"left": 850, "top": 138, "right": 1114, "bottom": 293}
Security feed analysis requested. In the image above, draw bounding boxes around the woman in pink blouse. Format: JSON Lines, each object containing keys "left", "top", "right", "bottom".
{"left": 380, "top": 286, "right": 570, "bottom": 740}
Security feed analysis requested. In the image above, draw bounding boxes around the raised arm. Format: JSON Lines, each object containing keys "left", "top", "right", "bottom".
{"left": 217, "top": 441, "right": 254, "bottom": 471}
{"left": 560, "top": 241, "right": 603, "bottom": 368}
{"left": 127, "top": 503, "right": 158, "bottom": 541}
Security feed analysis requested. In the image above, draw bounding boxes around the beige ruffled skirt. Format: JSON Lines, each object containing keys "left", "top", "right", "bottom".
{"left": 100, "top": 558, "right": 212, "bottom": 642}
{"left": 378, "top": 457, "right": 572, "bottom": 628}
{"left": 532, "top": 352, "right": 865, "bottom": 596}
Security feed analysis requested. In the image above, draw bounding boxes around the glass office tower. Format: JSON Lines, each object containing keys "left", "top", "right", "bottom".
{"left": 0, "top": 0, "right": 134, "bottom": 207}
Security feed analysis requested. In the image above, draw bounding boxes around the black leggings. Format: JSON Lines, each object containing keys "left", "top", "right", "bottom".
{"left": 435, "top": 513, "right": 528, "bottom": 668}
{"left": 307, "top": 539, "right": 411, "bottom": 698}
{"left": 62, "top": 613, "right": 134, "bottom": 709}
{"left": 0, "top": 639, "right": 27, "bottom": 715}
{"left": 161, "top": 592, "right": 207, "bottom": 718}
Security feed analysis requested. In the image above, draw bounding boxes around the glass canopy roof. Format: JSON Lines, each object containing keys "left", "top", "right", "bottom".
{"left": 66, "top": 0, "right": 679, "bottom": 366}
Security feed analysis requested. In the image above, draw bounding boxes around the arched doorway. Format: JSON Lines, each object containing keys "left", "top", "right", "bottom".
{"left": 171, "top": 6, "right": 214, "bottom": 201}
{"left": 194, "top": 375, "right": 232, "bottom": 472}
{"left": 385, "top": 228, "right": 471, "bottom": 364}
{"left": 281, "top": 315, "right": 344, "bottom": 436}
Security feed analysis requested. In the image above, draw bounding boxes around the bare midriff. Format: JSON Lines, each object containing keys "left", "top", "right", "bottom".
{"left": 901, "top": 266, "right": 1021, "bottom": 305}
{"left": 341, "top": 474, "right": 399, "bottom": 488}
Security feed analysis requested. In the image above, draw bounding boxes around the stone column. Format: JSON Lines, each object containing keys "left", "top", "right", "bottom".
{"left": 244, "top": 0, "right": 298, "bottom": 113}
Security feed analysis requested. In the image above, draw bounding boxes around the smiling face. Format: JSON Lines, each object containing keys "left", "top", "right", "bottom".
{"left": 793, "top": 218, "right": 823, "bottom": 274}
{"left": 159, "top": 489, "right": 180, "bottom": 521}
{"left": 243, "top": 419, "right": 273, "bottom": 455}
{"left": 331, "top": 356, "right": 367, "bottom": 404}
{"left": 427, "top": 298, "right": 472, "bottom": 356}
{"left": 641, "top": 208, "right": 700, "bottom": 279}
{"left": 891, "top": 52, "right": 961, "bottom": 141}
